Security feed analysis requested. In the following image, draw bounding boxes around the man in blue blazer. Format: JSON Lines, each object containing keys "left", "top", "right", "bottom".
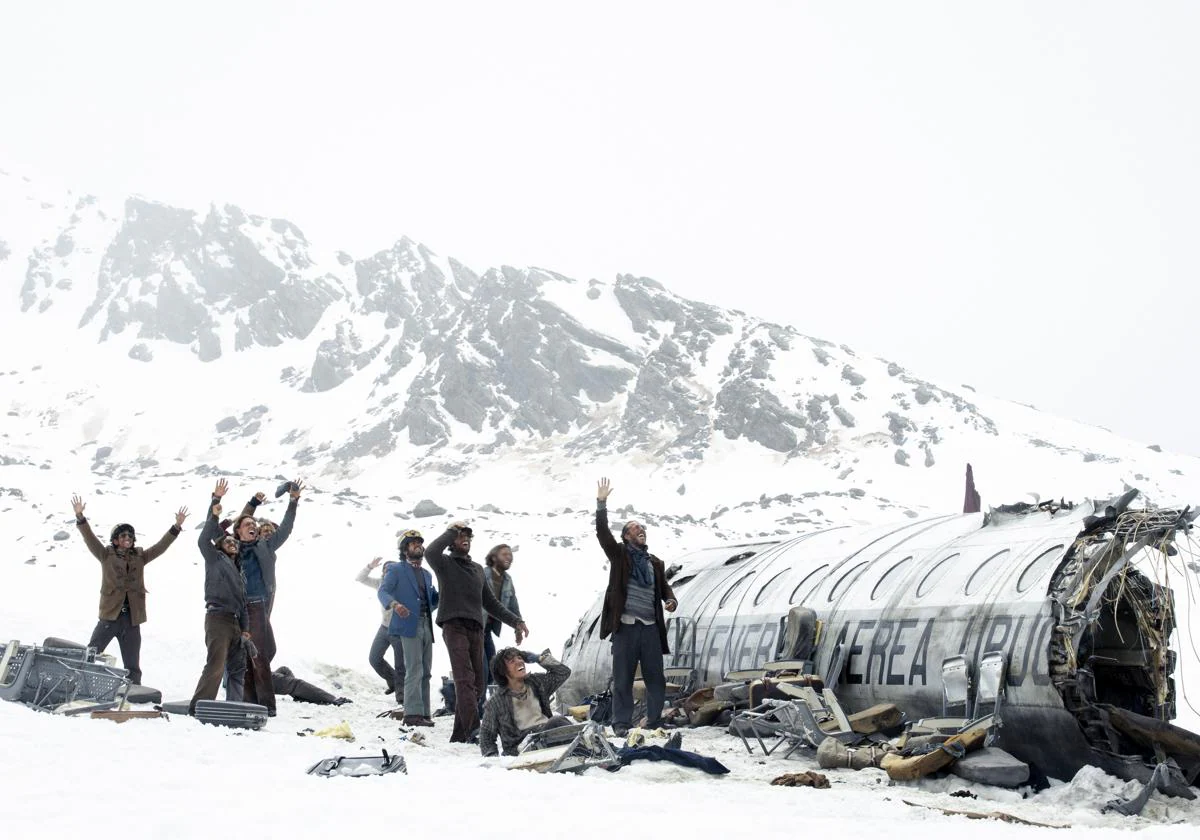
{"left": 378, "top": 530, "right": 439, "bottom": 726}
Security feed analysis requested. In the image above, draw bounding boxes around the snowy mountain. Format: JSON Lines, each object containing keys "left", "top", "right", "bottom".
{"left": 3, "top": 167, "right": 1200, "bottom": 835}
{"left": 2, "top": 166, "right": 1197, "bottom": 537}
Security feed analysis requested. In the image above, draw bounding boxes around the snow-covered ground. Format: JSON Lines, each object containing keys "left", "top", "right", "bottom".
{"left": 4, "top": 169, "right": 1200, "bottom": 835}
{"left": 3, "top": 471, "right": 1199, "bottom": 837}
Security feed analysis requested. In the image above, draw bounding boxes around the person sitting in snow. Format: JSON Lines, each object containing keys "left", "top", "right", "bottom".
{"left": 478, "top": 648, "right": 573, "bottom": 757}
{"left": 228, "top": 479, "right": 304, "bottom": 717}
{"left": 594, "top": 477, "right": 677, "bottom": 737}
{"left": 189, "top": 482, "right": 252, "bottom": 713}
{"left": 71, "top": 493, "right": 189, "bottom": 685}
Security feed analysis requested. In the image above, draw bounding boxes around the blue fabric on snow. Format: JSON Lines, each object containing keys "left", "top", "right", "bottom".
{"left": 626, "top": 543, "right": 654, "bottom": 588}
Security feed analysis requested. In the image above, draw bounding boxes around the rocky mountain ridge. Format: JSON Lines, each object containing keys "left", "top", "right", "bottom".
{"left": 1, "top": 168, "right": 1194, "bottom": 525}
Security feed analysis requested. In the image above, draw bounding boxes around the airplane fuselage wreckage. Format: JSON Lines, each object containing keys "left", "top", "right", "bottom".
{"left": 560, "top": 489, "right": 1200, "bottom": 792}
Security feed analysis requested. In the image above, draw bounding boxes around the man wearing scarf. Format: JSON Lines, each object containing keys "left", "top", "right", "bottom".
{"left": 594, "top": 477, "right": 678, "bottom": 737}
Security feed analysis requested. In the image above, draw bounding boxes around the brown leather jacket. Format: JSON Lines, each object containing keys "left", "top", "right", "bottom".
{"left": 77, "top": 518, "right": 181, "bottom": 624}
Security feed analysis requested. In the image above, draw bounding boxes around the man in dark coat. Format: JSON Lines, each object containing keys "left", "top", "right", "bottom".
{"left": 594, "top": 477, "right": 677, "bottom": 737}
{"left": 189, "top": 486, "right": 251, "bottom": 713}
{"left": 425, "top": 521, "right": 529, "bottom": 743}
{"left": 71, "top": 493, "right": 189, "bottom": 685}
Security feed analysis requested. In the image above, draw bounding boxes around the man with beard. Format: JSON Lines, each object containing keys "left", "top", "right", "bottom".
{"left": 482, "top": 544, "right": 524, "bottom": 678}
{"left": 594, "top": 477, "right": 677, "bottom": 737}
{"left": 425, "top": 521, "right": 529, "bottom": 743}
{"left": 229, "top": 478, "right": 303, "bottom": 716}
{"left": 189, "top": 483, "right": 252, "bottom": 713}
{"left": 377, "top": 530, "right": 438, "bottom": 725}
{"left": 72, "top": 493, "right": 189, "bottom": 685}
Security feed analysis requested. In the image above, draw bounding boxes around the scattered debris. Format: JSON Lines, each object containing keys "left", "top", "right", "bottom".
{"left": 771, "top": 771, "right": 830, "bottom": 788}
{"left": 901, "top": 800, "right": 1067, "bottom": 828}
{"left": 312, "top": 721, "right": 355, "bottom": 741}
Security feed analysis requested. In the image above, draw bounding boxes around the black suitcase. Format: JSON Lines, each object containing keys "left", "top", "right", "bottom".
{"left": 193, "top": 700, "right": 269, "bottom": 730}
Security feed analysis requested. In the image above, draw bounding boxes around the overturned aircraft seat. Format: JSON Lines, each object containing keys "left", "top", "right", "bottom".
{"left": 1, "top": 639, "right": 130, "bottom": 713}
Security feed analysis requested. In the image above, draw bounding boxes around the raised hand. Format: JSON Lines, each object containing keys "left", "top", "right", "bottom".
{"left": 71, "top": 494, "right": 86, "bottom": 517}
{"left": 369, "top": 556, "right": 382, "bottom": 569}
{"left": 597, "top": 477, "right": 612, "bottom": 502}
{"left": 213, "top": 478, "right": 229, "bottom": 498}
{"left": 254, "top": 492, "right": 266, "bottom": 503}
{"left": 175, "top": 506, "right": 190, "bottom": 528}
{"left": 289, "top": 479, "right": 305, "bottom": 500}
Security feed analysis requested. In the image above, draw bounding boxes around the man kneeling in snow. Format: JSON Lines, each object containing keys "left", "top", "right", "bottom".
{"left": 478, "top": 648, "right": 572, "bottom": 757}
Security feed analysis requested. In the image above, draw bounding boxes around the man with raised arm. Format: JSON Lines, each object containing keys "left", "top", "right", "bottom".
{"left": 71, "top": 493, "right": 188, "bottom": 685}
{"left": 228, "top": 479, "right": 304, "bottom": 716}
{"left": 356, "top": 554, "right": 401, "bottom": 695}
{"left": 594, "top": 477, "right": 677, "bottom": 737}
{"left": 425, "top": 521, "right": 529, "bottom": 743}
{"left": 189, "top": 478, "right": 252, "bottom": 713}
{"left": 479, "top": 647, "right": 572, "bottom": 757}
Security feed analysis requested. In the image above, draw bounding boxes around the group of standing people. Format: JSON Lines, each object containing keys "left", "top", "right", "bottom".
{"left": 188, "top": 477, "right": 301, "bottom": 714}
{"left": 70, "top": 477, "right": 302, "bottom": 716}
{"left": 72, "top": 475, "right": 681, "bottom": 752}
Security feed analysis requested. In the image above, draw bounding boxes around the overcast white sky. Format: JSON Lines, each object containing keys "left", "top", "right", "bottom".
{"left": 2, "top": 2, "right": 1197, "bottom": 454}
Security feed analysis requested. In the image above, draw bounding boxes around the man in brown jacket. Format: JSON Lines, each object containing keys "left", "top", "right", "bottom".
{"left": 594, "top": 478, "right": 677, "bottom": 736}
{"left": 72, "top": 494, "right": 188, "bottom": 684}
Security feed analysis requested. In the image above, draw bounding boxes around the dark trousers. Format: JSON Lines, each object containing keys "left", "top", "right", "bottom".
{"left": 88, "top": 610, "right": 142, "bottom": 684}
{"left": 483, "top": 630, "right": 497, "bottom": 683}
{"left": 243, "top": 600, "right": 276, "bottom": 712}
{"left": 386, "top": 635, "right": 408, "bottom": 698}
{"left": 369, "top": 624, "right": 399, "bottom": 689}
{"left": 190, "top": 613, "right": 243, "bottom": 713}
{"left": 442, "top": 619, "right": 485, "bottom": 743}
{"left": 272, "top": 666, "right": 338, "bottom": 704}
{"left": 611, "top": 621, "right": 666, "bottom": 728}
{"left": 480, "top": 630, "right": 497, "bottom": 719}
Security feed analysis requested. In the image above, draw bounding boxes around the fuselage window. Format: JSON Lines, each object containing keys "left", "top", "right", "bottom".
{"left": 871, "top": 556, "right": 912, "bottom": 601}
{"left": 753, "top": 569, "right": 789, "bottom": 606}
{"left": 671, "top": 575, "right": 696, "bottom": 589}
{"left": 915, "top": 553, "right": 960, "bottom": 598}
{"left": 1016, "top": 545, "right": 1065, "bottom": 593}
{"left": 965, "top": 549, "right": 1009, "bottom": 596}
{"left": 724, "top": 551, "right": 758, "bottom": 565}
{"left": 718, "top": 571, "right": 757, "bottom": 609}
{"left": 828, "top": 561, "right": 869, "bottom": 602}
{"left": 789, "top": 564, "right": 829, "bottom": 605}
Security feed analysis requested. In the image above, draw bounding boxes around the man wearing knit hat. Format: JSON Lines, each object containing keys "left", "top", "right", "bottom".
{"left": 71, "top": 493, "right": 189, "bottom": 685}
{"left": 594, "top": 477, "right": 677, "bottom": 737}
